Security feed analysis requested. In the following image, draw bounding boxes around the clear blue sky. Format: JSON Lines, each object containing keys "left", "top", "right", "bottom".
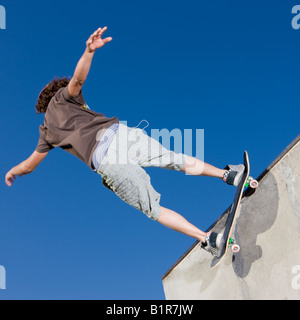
{"left": 0, "top": 0, "right": 299, "bottom": 300}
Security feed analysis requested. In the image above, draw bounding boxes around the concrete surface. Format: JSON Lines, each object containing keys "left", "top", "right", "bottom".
{"left": 162, "top": 135, "right": 300, "bottom": 300}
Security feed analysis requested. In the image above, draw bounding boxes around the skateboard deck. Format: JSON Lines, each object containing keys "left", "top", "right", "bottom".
{"left": 210, "top": 151, "right": 250, "bottom": 269}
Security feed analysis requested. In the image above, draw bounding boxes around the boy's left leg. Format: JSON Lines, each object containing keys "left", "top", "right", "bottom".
{"left": 157, "top": 206, "right": 207, "bottom": 243}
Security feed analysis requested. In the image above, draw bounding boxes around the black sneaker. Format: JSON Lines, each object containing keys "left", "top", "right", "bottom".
{"left": 223, "top": 164, "right": 245, "bottom": 187}
{"left": 202, "top": 232, "right": 223, "bottom": 257}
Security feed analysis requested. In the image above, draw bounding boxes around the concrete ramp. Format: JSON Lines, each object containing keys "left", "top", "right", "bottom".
{"left": 162, "top": 135, "right": 300, "bottom": 300}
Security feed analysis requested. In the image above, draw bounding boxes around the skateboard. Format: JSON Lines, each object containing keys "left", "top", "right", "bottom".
{"left": 210, "top": 151, "right": 258, "bottom": 269}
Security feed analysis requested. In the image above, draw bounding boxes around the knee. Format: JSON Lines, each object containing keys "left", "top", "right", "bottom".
{"left": 181, "top": 156, "right": 204, "bottom": 175}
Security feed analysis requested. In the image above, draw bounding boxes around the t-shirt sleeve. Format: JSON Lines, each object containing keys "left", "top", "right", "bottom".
{"left": 61, "top": 86, "right": 86, "bottom": 107}
{"left": 36, "top": 126, "right": 54, "bottom": 153}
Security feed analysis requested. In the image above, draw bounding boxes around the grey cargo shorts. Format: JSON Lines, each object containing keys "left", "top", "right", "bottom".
{"left": 97, "top": 124, "right": 188, "bottom": 221}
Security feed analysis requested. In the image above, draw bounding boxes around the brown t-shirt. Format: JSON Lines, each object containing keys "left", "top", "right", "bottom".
{"left": 36, "top": 86, "right": 119, "bottom": 170}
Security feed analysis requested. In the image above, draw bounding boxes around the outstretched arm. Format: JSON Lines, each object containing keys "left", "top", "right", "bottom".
{"left": 68, "top": 27, "right": 113, "bottom": 97}
{"left": 5, "top": 151, "right": 48, "bottom": 187}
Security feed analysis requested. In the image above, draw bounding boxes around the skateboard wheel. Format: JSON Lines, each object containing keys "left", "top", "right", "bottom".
{"left": 231, "top": 244, "right": 240, "bottom": 253}
{"left": 249, "top": 179, "right": 259, "bottom": 189}
{"left": 247, "top": 177, "right": 259, "bottom": 189}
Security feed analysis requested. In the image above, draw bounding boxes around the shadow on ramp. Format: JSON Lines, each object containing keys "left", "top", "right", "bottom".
{"left": 232, "top": 172, "right": 279, "bottom": 278}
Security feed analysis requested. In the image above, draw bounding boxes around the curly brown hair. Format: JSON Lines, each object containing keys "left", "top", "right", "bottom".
{"left": 35, "top": 77, "right": 70, "bottom": 114}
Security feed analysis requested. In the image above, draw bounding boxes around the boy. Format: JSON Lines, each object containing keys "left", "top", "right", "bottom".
{"left": 5, "top": 27, "right": 245, "bottom": 256}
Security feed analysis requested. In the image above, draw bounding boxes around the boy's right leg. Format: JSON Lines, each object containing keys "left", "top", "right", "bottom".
{"left": 181, "top": 157, "right": 246, "bottom": 187}
{"left": 126, "top": 125, "right": 245, "bottom": 187}
{"left": 181, "top": 156, "right": 226, "bottom": 179}
{"left": 132, "top": 128, "right": 227, "bottom": 181}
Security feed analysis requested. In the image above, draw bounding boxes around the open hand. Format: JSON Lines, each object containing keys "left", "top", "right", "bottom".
{"left": 86, "top": 27, "right": 112, "bottom": 52}
{"left": 5, "top": 171, "right": 18, "bottom": 187}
